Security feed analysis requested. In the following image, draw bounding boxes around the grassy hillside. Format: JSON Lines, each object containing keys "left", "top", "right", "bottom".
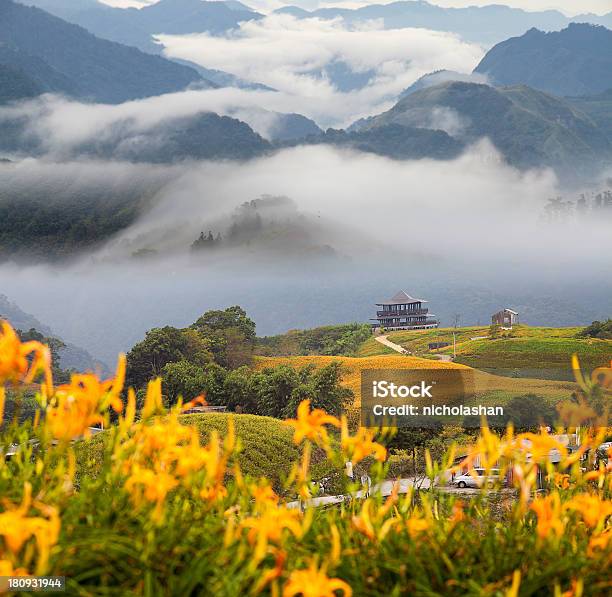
{"left": 76, "top": 412, "right": 340, "bottom": 494}
{"left": 377, "top": 325, "right": 612, "bottom": 381}
{"left": 254, "top": 354, "right": 574, "bottom": 406}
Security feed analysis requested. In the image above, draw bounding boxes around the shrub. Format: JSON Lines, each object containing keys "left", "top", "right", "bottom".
{"left": 578, "top": 320, "right": 612, "bottom": 340}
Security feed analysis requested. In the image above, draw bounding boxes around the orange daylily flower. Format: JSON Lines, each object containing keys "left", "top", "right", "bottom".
{"left": 588, "top": 529, "right": 612, "bottom": 560}
{"left": 565, "top": 494, "right": 612, "bottom": 529}
{"left": 43, "top": 355, "right": 125, "bottom": 440}
{"left": 450, "top": 501, "right": 466, "bottom": 524}
{"left": 352, "top": 487, "right": 400, "bottom": 543}
{"left": 553, "top": 473, "right": 571, "bottom": 490}
{"left": 518, "top": 431, "right": 567, "bottom": 463}
{"left": 341, "top": 417, "right": 386, "bottom": 464}
{"left": 0, "top": 483, "right": 60, "bottom": 575}
{"left": 406, "top": 514, "right": 430, "bottom": 539}
{"left": 285, "top": 400, "right": 340, "bottom": 448}
{"left": 118, "top": 407, "right": 234, "bottom": 516}
{"left": 531, "top": 493, "right": 564, "bottom": 539}
{"left": 124, "top": 465, "right": 179, "bottom": 520}
{"left": 283, "top": 561, "right": 352, "bottom": 597}
{"left": 250, "top": 483, "right": 279, "bottom": 510}
{"left": 241, "top": 506, "right": 305, "bottom": 563}
{"left": 0, "top": 321, "right": 52, "bottom": 388}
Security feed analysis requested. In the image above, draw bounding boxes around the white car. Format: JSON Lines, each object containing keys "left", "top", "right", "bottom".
{"left": 453, "top": 468, "right": 503, "bottom": 489}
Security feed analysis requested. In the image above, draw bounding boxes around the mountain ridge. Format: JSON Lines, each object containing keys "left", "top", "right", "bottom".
{"left": 475, "top": 23, "right": 612, "bottom": 97}
{"left": 17, "top": 0, "right": 262, "bottom": 54}
{"left": 357, "top": 80, "right": 612, "bottom": 180}
{"left": 275, "top": 2, "right": 612, "bottom": 47}
{"left": 0, "top": 0, "right": 207, "bottom": 103}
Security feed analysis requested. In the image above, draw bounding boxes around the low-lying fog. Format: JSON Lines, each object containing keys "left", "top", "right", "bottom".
{"left": 1, "top": 144, "right": 611, "bottom": 366}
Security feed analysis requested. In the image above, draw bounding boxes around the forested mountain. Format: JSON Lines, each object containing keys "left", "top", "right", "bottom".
{"left": 0, "top": 294, "right": 107, "bottom": 372}
{"left": 0, "top": 0, "right": 206, "bottom": 103}
{"left": 399, "top": 70, "right": 488, "bottom": 99}
{"left": 276, "top": 2, "right": 612, "bottom": 46}
{"left": 357, "top": 81, "right": 611, "bottom": 178}
{"left": 265, "top": 113, "right": 322, "bottom": 142}
{"left": 567, "top": 89, "right": 612, "bottom": 143}
{"left": 80, "top": 113, "right": 271, "bottom": 162}
{"left": 287, "top": 125, "right": 464, "bottom": 161}
{"left": 0, "top": 63, "right": 42, "bottom": 103}
{"left": 475, "top": 24, "right": 612, "bottom": 97}
{"left": 0, "top": 110, "right": 271, "bottom": 162}
{"left": 0, "top": 161, "right": 169, "bottom": 260}
{"left": 0, "top": 43, "right": 76, "bottom": 97}
{"left": 17, "top": 0, "right": 261, "bottom": 54}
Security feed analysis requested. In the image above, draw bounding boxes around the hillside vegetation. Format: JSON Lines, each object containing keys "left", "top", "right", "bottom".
{"left": 377, "top": 325, "right": 612, "bottom": 381}
{"left": 0, "top": 63, "right": 41, "bottom": 104}
{"left": 568, "top": 89, "right": 612, "bottom": 143}
{"left": 253, "top": 354, "right": 574, "bottom": 406}
{"left": 2, "top": 322, "right": 611, "bottom": 595}
{"left": 256, "top": 323, "right": 372, "bottom": 357}
{"left": 0, "top": 171, "right": 161, "bottom": 261}
{"left": 76, "top": 412, "right": 341, "bottom": 494}
{"left": 359, "top": 80, "right": 611, "bottom": 178}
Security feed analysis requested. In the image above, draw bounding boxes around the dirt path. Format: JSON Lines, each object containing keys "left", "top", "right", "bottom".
{"left": 374, "top": 335, "right": 408, "bottom": 354}
{"left": 376, "top": 335, "right": 456, "bottom": 362}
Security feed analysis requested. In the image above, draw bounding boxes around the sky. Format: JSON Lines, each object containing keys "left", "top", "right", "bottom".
{"left": 100, "top": 1, "right": 612, "bottom": 17}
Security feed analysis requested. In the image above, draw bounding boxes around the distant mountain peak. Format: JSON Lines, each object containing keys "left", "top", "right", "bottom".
{"left": 0, "top": 0, "right": 207, "bottom": 103}
{"left": 475, "top": 22, "right": 612, "bottom": 98}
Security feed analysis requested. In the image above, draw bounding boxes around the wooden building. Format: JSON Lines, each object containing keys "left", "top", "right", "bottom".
{"left": 371, "top": 290, "right": 439, "bottom": 331}
{"left": 491, "top": 308, "right": 519, "bottom": 329}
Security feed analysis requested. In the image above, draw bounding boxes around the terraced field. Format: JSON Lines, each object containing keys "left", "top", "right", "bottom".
{"left": 254, "top": 354, "right": 575, "bottom": 407}
{"left": 359, "top": 326, "right": 612, "bottom": 380}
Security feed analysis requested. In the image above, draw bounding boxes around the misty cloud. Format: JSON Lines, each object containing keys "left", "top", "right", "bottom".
{"left": 157, "top": 14, "right": 484, "bottom": 127}
{"left": 0, "top": 89, "right": 324, "bottom": 152}
{"left": 96, "top": 142, "right": 612, "bottom": 265}
{"left": 2, "top": 144, "right": 611, "bottom": 365}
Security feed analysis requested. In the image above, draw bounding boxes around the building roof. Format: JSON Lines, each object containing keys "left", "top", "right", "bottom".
{"left": 376, "top": 290, "right": 427, "bottom": 306}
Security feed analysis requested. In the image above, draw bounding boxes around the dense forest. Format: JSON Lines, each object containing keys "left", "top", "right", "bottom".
{"left": 125, "top": 306, "right": 353, "bottom": 418}
{"left": 256, "top": 323, "right": 372, "bottom": 357}
{"left": 0, "top": 178, "right": 158, "bottom": 260}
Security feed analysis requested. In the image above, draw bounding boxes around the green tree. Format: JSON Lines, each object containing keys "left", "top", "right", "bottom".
{"left": 162, "top": 360, "right": 208, "bottom": 404}
{"left": 387, "top": 427, "right": 443, "bottom": 479}
{"left": 489, "top": 323, "right": 502, "bottom": 339}
{"left": 191, "top": 306, "right": 257, "bottom": 370}
{"left": 192, "top": 306, "right": 256, "bottom": 342}
{"left": 223, "top": 366, "right": 258, "bottom": 413}
{"left": 283, "top": 362, "right": 351, "bottom": 418}
{"left": 251, "top": 365, "right": 300, "bottom": 418}
{"left": 577, "top": 319, "right": 612, "bottom": 340}
{"left": 126, "top": 326, "right": 211, "bottom": 389}
{"left": 18, "top": 328, "right": 68, "bottom": 383}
